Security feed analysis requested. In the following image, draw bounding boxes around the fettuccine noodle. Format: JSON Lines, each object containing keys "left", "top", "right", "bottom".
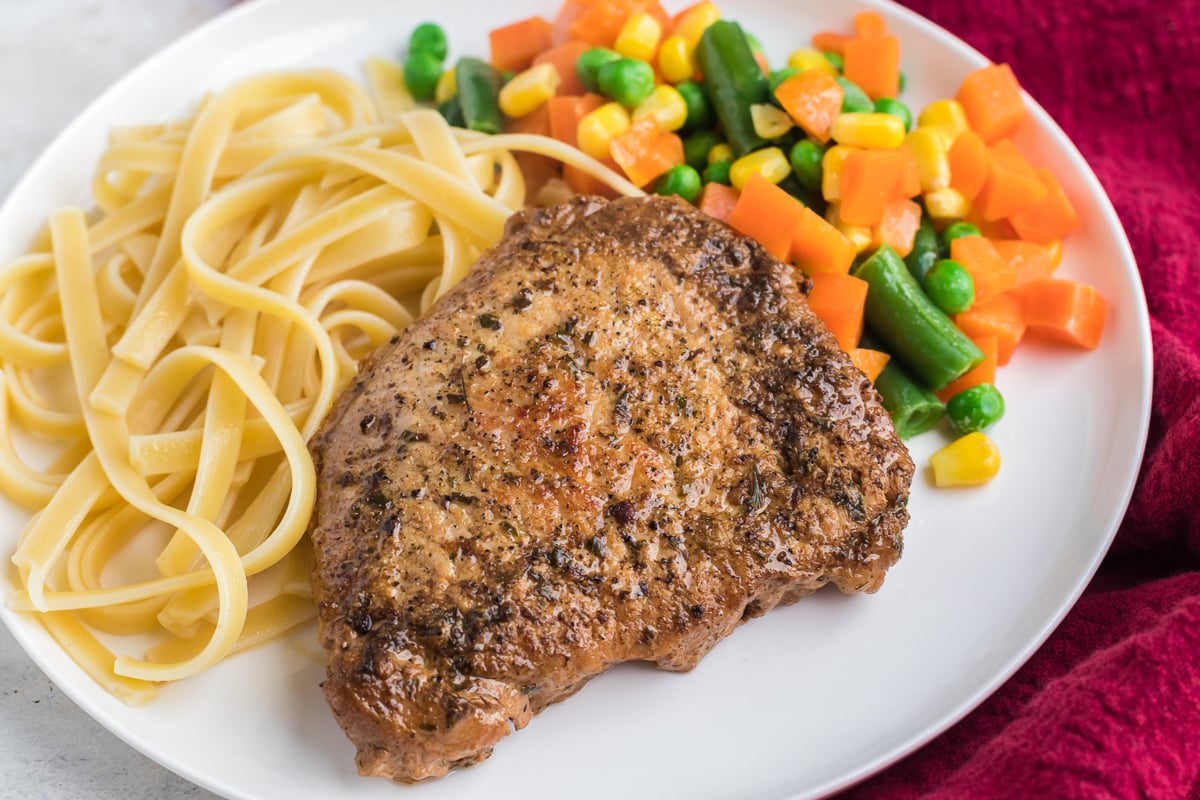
{"left": 1, "top": 64, "right": 640, "bottom": 704}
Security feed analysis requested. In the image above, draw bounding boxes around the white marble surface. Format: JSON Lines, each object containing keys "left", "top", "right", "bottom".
{"left": 0, "top": 4, "right": 234, "bottom": 797}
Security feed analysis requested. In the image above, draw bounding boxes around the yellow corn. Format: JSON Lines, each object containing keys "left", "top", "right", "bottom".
{"left": 825, "top": 203, "right": 874, "bottom": 253}
{"left": 750, "top": 104, "right": 794, "bottom": 139}
{"left": 1046, "top": 239, "right": 1064, "bottom": 268}
{"left": 930, "top": 432, "right": 1001, "bottom": 487}
{"left": 435, "top": 69, "right": 457, "bottom": 104}
{"left": 821, "top": 144, "right": 855, "bottom": 202}
{"left": 614, "top": 12, "right": 662, "bottom": 62}
{"left": 658, "top": 35, "right": 695, "bottom": 84}
{"left": 906, "top": 127, "right": 951, "bottom": 192}
{"left": 787, "top": 48, "right": 838, "bottom": 76}
{"left": 577, "top": 102, "right": 631, "bottom": 160}
{"left": 730, "top": 146, "right": 790, "bottom": 190}
{"left": 633, "top": 85, "right": 689, "bottom": 132}
{"left": 917, "top": 99, "right": 969, "bottom": 144}
{"left": 498, "top": 63, "right": 562, "bottom": 119}
{"left": 924, "top": 187, "right": 970, "bottom": 222}
{"left": 707, "top": 143, "right": 734, "bottom": 166}
{"left": 830, "top": 113, "right": 906, "bottom": 149}
{"left": 674, "top": 2, "right": 721, "bottom": 50}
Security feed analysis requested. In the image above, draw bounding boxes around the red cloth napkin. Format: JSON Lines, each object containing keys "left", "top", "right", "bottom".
{"left": 840, "top": 1, "right": 1200, "bottom": 797}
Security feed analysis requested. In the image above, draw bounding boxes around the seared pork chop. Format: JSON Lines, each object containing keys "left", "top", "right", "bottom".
{"left": 309, "top": 195, "right": 913, "bottom": 782}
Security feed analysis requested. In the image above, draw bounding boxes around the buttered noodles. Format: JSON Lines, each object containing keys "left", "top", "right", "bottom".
{"left": 2, "top": 65, "right": 639, "bottom": 703}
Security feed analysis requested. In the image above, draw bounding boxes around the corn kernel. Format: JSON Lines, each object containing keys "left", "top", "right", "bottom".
{"left": 825, "top": 203, "right": 874, "bottom": 253}
{"left": 707, "top": 143, "right": 734, "bottom": 166}
{"left": 730, "top": 146, "right": 790, "bottom": 190}
{"left": 674, "top": 2, "right": 721, "bottom": 50}
{"left": 924, "top": 186, "right": 970, "bottom": 221}
{"left": 906, "top": 127, "right": 951, "bottom": 192}
{"left": 821, "top": 144, "right": 855, "bottom": 202}
{"left": 787, "top": 48, "right": 838, "bottom": 76}
{"left": 577, "top": 102, "right": 631, "bottom": 160}
{"left": 830, "top": 112, "right": 906, "bottom": 149}
{"left": 930, "top": 432, "right": 1001, "bottom": 487}
{"left": 750, "top": 104, "right": 794, "bottom": 139}
{"left": 1046, "top": 239, "right": 1063, "bottom": 268}
{"left": 435, "top": 69, "right": 457, "bottom": 104}
{"left": 615, "top": 12, "right": 662, "bottom": 62}
{"left": 657, "top": 35, "right": 695, "bottom": 84}
{"left": 498, "top": 63, "right": 562, "bottom": 119}
{"left": 917, "top": 99, "right": 969, "bottom": 144}
{"left": 633, "top": 85, "right": 689, "bottom": 132}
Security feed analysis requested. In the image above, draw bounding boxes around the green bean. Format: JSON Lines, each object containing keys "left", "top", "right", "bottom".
{"left": 696, "top": 21, "right": 769, "bottom": 157}
{"left": 822, "top": 51, "right": 844, "bottom": 72}
{"left": 835, "top": 76, "right": 874, "bottom": 114}
{"left": 455, "top": 58, "right": 504, "bottom": 134}
{"left": 437, "top": 95, "right": 464, "bottom": 127}
{"left": 905, "top": 213, "right": 942, "bottom": 284}
{"left": 872, "top": 359, "right": 945, "bottom": 440}
{"left": 853, "top": 245, "right": 984, "bottom": 391}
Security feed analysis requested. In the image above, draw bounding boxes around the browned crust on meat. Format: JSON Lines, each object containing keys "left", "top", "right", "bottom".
{"left": 308, "top": 195, "right": 913, "bottom": 782}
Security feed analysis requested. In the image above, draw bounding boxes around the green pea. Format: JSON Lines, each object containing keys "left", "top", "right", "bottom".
{"left": 941, "top": 221, "right": 982, "bottom": 249}
{"left": 655, "top": 164, "right": 702, "bottom": 204}
{"left": 822, "top": 51, "right": 844, "bottom": 72}
{"left": 683, "top": 130, "right": 722, "bottom": 172}
{"left": 403, "top": 52, "right": 443, "bottom": 101}
{"left": 409, "top": 22, "right": 448, "bottom": 61}
{"left": 675, "top": 81, "right": 714, "bottom": 131}
{"left": 874, "top": 97, "right": 912, "bottom": 131}
{"left": 597, "top": 57, "right": 656, "bottom": 108}
{"left": 835, "top": 76, "right": 874, "bottom": 114}
{"left": 946, "top": 383, "right": 1005, "bottom": 435}
{"left": 769, "top": 67, "right": 800, "bottom": 95}
{"left": 576, "top": 47, "right": 620, "bottom": 93}
{"left": 703, "top": 159, "right": 732, "bottom": 186}
{"left": 924, "top": 259, "right": 976, "bottom": 315}
{"left": 788, "top": 139, "right": 825, "bottom": 193}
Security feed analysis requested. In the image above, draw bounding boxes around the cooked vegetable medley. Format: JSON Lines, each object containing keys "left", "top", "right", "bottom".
{"left": 399, "top": 3, "right": 1110, "bottom": 488}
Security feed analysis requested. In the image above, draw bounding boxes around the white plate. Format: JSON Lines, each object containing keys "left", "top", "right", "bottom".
{"left": 0, "top": 1, "right": 1151, "bottom": 798}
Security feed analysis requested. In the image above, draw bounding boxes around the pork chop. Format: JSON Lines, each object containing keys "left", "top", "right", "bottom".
{"left": 308, "top": 194, "right": 913, "bottom": 782}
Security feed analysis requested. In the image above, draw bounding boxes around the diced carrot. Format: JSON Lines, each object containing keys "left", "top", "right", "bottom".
{"left": 843, "top": 34, "right": 900, "bottom": 100}
{"left": 773, "top": 71, "right": 843, "bottom": 143}
{"left": 807, "top": 272, "right": 869, "bottom": 352}
{"left": 792, "top": 204, "right": 856, "bottom": 275}
{"left": 1016, "top": 278, "right": 1107, "bottom": 349}
{"left": 548, "top": 93, "right": 606, "bottom": 145}
{"left": 956, "top": 63, "right": 1027, "bottom": 144}
{"left": 609, "top": 117, "right": 684, "bottom": 187}
{"left": 533, "top": 41, "right": 592, "bottom": 96}
{"left": 948, "top": 129, "right": 989, "bottom": 200}
{"left": 811, "top": 31, "right": 850, "bottom": 55}
{"left": 849, "top": 348, "right": 890, "bottom": 382}
{"left": 506, "top": 99, "right": 552, "bottom": 137}
{"left": 840, "top": 149, "right": 907, "bottom": 226}
{"left": 950, "top": 235, "right": 1018, "bottom": 302}
{"left": 993, "top": 239, "right": 1056, "bottom": 286}
{"left": 513, "top": 152, "right": 561, "bottom": 206}
{"left": 551, "top": 0, "right": 591, "bottom": 46}
{"left": 974, "top": 139, "right": 1048, "bottom": 221}
{"left": 570, "top": 0, "right": 668, "bottom": 48}
{"left": 727, "top": 173, "right": 805, "bottom": 260}
{"left": 963, "top": 204, "right": 1018, "bottom": 240}
{"left": 1008, "top": 168, "right": 1081, "bottom": 243}
{"left": 955, "top": 293, "right": 1025, "bottom": 365}
{"left": 698, "top": 182, "right": 740, "bottom": 222}
{"left": 897, "top": 144, "right": 921, "bottom": 198}
{"left": 564, "top": 157, "right": 623, "bottom": 198}
{"left": 490, "top": 17, "right": 554, "bottom": 73}
{"left": 874, "top": 198, "right": 922, "bottom": 257}
{"left": 936, "top": 336, "right": 998, "bottom": 402}
{"left": 853, "top": 11, "right": 889, "bottom": 38}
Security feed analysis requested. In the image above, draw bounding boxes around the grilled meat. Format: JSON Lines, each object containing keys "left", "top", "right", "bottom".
{"left": 308, "top": 195, "right": 913, "bottom": 782}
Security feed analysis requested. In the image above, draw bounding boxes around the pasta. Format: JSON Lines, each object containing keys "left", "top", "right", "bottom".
{"left": 1, "top": 64, "right": 640, "bottom": 704}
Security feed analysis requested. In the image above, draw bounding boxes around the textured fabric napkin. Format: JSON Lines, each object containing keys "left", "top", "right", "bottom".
{"left": 840, "top": 1, "right": 1200, "bottom": 797}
